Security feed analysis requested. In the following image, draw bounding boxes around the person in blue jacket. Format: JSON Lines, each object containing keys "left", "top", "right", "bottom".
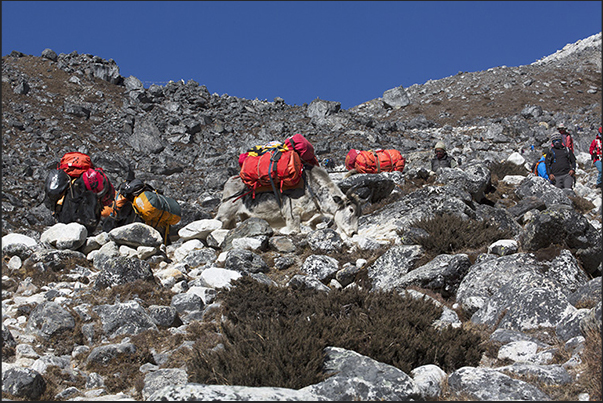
{"left": 531, "top": 147, "right": 550, "bottom": 181}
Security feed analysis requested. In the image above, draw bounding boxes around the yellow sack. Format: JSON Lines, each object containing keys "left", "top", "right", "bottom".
{"left": 132, "top": 190, "right": 181, "bottom": 228}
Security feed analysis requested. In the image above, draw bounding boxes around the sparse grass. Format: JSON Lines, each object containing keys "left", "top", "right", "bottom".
{"left": 83, "top": 331, "right": 155, "bottom": 399}
{"left": 39, "top": 365, "right": 87, "bottom": 401}
{"left": 532, "top": 244, "right": 564, "bottom": 262}
{"left": 187, "top": 277, "right": 485, "bottom": 389}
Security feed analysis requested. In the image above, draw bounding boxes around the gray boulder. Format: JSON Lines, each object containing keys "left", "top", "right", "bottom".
{"left": 301, "top": 254, "right": 339, "bottom": 283}
{"left": 447, "top": 367, "right": 550, "bottom": 400}
{"left": 93, "top": 255, "right": 155, "bottom": 289}
{"left": 470, "top": 270, "right": 576, "bottom": 332}
{"left": 2, "top": 367, "right": 46, "bottom": 400}
{"left": 93, "top": 301, "right": 158, "bottom": 338}
{"left": 25, "top": 301, "right": 75, "bottom": 340}
{"left": 301, "top": 346, "right": 422, "bottom": 401}
{"left": 395, "top": 253, "right": 471, "bottom": 297}
{"left": 368, "top": 244, "right": 424, "bottom": 292}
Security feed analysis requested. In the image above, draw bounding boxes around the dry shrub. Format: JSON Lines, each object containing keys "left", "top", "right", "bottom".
{"left": 35, "top": 365, "right": 87, "bottom": 401}
{"left": 579, "top": 327, "right": 602, "bottom": 401}
{"left": 532, "top": 244, "right": 564, "bottom": 262}
{"left": 15, "top": 255, "right": 91, "bottom": 288}
{"left": 85, "top": 335, "right": 154, "bottom": 398}
{"left": 77, "top": 279, "right": 175, "bottom": 308}
{"left": 488, "top": 160, "right": 528, "bottom": 181}
{"left": 166, "top": 320, "right": 223, "bottom": 370}
{"left": 410, "top": 213, "right": 513, "bottom": 261}
{"left": 569, "top": 195, "right": 596, "bottom": 214}
{"left": 188, "top": 277, "right": 484, "bottom": 389}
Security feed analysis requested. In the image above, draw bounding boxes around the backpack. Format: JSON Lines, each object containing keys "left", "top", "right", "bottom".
{"left": 532, "top": 156, "right": 549, "bottom": 180}
{"left": 352, "top": 149, "right": 406, "bottom": 173}
{"left": 345, "top": 149, "right": 360, "bottom": 170}
{"left": 239, "top": 147, "right": 303, "bottom": 196}
{"left": 562, "top": 133, "right": 574, "bottom": 153}
{"left": 59, "top": 152, "right": 93, "bottom": 178}
{"left": 81, "top": 167, "right": 116, "bottom": 207}
{"left": 43, "top": 168, "right": 71, "bottom": 214}
{"left": 283, "top": 133, "right": 319, "bottom": 166}
{"left": 132, "top": 189, "right": 182, "bottom": 230}
{"left": 56, "top": 176, "right": 102, "bottom": 235}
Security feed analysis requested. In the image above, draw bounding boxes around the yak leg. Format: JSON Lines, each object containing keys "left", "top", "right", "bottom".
{"left": 280, "top": 197, "right": 301, "bottom": 235}
{"left": 215, "top": 199, "right": 241, "bottom": 229}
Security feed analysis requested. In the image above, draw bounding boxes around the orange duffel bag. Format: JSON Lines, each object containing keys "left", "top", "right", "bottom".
{"left": 240, "top": 148, "right": 303, "bottom": 197}
{"left": 352, "top": 149, "right": 406, "bottom": 173}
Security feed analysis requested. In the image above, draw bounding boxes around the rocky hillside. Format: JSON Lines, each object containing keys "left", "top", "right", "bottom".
{"left": 2, "top": 33, "right": 602, "bottom": 237}
{"left": 1, "top": 34, "right": 602, "bottom": 401}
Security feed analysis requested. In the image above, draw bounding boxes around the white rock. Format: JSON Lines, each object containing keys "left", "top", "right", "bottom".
{"left": 119, "top": 245, "right": 137, "bottom": 258}
{"left": 411, "top": 364, "right": 447, "bottom": 399}
{"left": 137, "top": 246, "right": 157, "bottom": 260}
{"left": 8, "top": 255, "right": 22, "bottom": 270}
{"left": 500, "top": 175, "right": 526, "bottom": 186}
{"left": 200, "top": 267, "right": 241, "bottom": 289}
{"left": 40, "top": 222, "right": 87, "bottom": 250}
{"left": 2, "top": 233, "right": 38, "bottom": 249}
{"left": 506, "top": 152, "right": 526, "bottom": 166}
{"left": 231, "top": 237, "right": 263, "bottom": 251}
{"left": 497, "top": 340, "right": 538, "bottom": 363}
{"left": 173, "top": 239, "right": 205, "bottom": 262}
{"left": 178, "top": 219, "right": 223, "bottom": 241}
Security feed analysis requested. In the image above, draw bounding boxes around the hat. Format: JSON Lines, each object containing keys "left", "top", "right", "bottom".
{"left": 434, "top": 141, "right": 446, "bottom": 151}
{"left": 550, "top": 133, "right": 562, "bottom": 142}
{"left": 557, "top": 122, "right": 566, "bottom": 130}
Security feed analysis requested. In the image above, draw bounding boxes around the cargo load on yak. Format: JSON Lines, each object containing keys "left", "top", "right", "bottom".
{"left": 345, "top": 149, "right": 406, "bottom": 174}
{"left": 130, "top": 182, "right": 182, "bottom": 245}
{"left": 59, "top": 152, "right": 93, "bottom": 178}
{"left": 237, "top": 134, "right": 318, "bottom": 202}
{"left": 42, "top": 152, "right": 116, "bottom": 234}
{"left": 55, "top": 175, "right": 102, "bottom": 235}
{"left": 82, "top": 167, "right": 116, "bottom": 208}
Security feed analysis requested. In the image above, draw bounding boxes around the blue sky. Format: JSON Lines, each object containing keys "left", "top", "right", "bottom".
{"left": 2, "top": 1, "right": 601, "bottom": 109}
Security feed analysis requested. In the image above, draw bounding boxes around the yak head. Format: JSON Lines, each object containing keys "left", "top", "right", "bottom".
{"left": 331, "top": 186, "right": 362, "bottom": 237}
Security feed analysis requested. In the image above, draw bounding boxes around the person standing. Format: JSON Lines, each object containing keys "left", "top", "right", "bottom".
{"left": 589, "top": 126, "right": 602, "bottom": 189}
{"left": 545, "top": 133, "right": 576, "bottom": 190}
{"left": 430, "top": 141, "right": 457, "bottom": 172}
{"left": 553, "top": 123, "right": 574, "bottom": 153}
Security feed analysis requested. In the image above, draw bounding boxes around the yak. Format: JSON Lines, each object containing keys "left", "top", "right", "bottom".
{"left": 215, "top": 166, "right": 362, "bottom": 238}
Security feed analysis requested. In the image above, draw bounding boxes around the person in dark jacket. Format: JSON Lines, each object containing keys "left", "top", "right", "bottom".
{"left": 430, "top": 141, "right": 457, "bottom": 172}
{"left": 545, "top": 133, "right": 576, "bottom": 189}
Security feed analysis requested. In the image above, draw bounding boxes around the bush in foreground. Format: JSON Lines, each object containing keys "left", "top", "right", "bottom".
{"left": 188, "top": 277, "right": 484, "bottom": 389}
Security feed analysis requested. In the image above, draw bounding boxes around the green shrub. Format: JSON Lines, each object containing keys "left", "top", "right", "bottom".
{"left": 188, "top": 277, "right": 484, "bottom": 389}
